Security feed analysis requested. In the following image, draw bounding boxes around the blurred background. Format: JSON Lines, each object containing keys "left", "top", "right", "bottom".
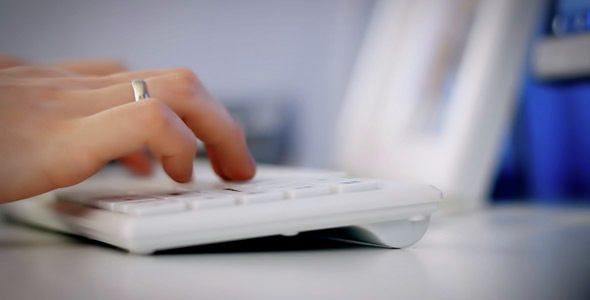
{"left": 0, "top": 0, "right": 588, "bottom": 207}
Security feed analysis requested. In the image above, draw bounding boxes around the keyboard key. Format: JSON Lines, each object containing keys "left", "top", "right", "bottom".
{"left": 59, "top": 191, "right": 143, "bottom": 206}
{"left": 180, "top": 193, "right": 236, "bottom": 210}
{"left": 150, "top": 190, "right": 197, "bottom": 198}
{"left": 283, "top": 185, "right": 332, "bottom": 199}
{"left": 230, "top": 190, "right": 285, "bottom": 204}
{"left": 329, "top": 179, "right": 379, "bottom": 193}
{"left": 217, "top": 178, "right": 304, "bottom": 190}
{"left": 96, "top": 195, "right": 160, "bottom": 210}
{"left": 101, "top": 198, "right": 157, "bottom": 210}
{"left": 113, "top": 199, "right": 186, "bottom": 216}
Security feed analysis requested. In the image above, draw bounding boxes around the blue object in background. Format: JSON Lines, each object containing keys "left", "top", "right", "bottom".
{"left": 551, "top": 0, "right": 590, "bottom": 34}
{"left": 492, "top": 0, "right": 590, "bottom": 202}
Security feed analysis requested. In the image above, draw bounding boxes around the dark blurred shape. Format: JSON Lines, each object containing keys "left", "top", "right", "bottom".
{"left": 533, "top": 33, "right": 590, "bottom": 80}
{"left": 226, "top": 96, "right": 296, "bottom": 164}
{"left": 156, "top": 234, "right": 364, "bottom": 255}
{"left": 492, "top": 0, "right": 590, "bottom": 202}
{"left": 534, "top": 0, "right": 590, "bottom": 80}
{"left": 550, "top": 0, "right": 590, "bottom": 35}
{"left": 223, "top": 94, "right": 296, "bottom": 164}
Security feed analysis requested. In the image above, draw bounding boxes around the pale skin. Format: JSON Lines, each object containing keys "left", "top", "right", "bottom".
{"left": 0, "top": 55, "right": 256, "bottom": 203}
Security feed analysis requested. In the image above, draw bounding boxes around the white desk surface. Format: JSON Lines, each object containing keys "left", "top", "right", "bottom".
{"left": 1, "top": 204, "right": 589, "bottom": 300}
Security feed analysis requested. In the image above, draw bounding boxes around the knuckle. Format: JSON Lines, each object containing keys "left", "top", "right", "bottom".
{"left": 139, "top": 99, "right": 172, "bottom": 132}
{"left": 138, "top": 99, "right": 197, "bottom": 156}
{"left": 171, "top": 67, "right": 199, "bottom": 83}
{"left": 103, "top": 60, "right": 126, "bottom": 71}
{"left": 169, "top": 68, "right": 199, "bottom": 100}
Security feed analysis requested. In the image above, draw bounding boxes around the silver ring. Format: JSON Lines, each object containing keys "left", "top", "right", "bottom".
{"left": 131, "top": 79, "right": 149, "bottom": 101}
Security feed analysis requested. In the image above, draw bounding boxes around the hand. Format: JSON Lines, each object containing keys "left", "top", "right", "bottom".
{"left": 0, "top": 65, "right": 256, "bottom": 203}
{"left": 0, "top": 54, "right": 163, "bottom": 175}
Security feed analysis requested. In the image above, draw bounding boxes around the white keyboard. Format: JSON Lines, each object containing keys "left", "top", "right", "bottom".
{"left": 1, "top": 163, "right": 442, "bottom": 254}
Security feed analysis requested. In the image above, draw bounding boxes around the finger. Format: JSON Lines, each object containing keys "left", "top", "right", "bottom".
{"left": 0, "top": 66, "right": 76, "bottom": 79}
{"left": 65, "top": 71, "right": 256, "bottom": 180}
{"left": 117, "top": 149, "right": 153, "bottom": 175}
{"left": 48, "top": 59, "right": 127, "bottom": 76}
{"left": 16, "top": 68, "right": 176, "bottom": 91}
{"left": 0, "top": 53, "right": 27, "bottom": 69}
{"left": 84, "top": 68, "right": 173, "bottom": 87}
{"left": 24, "top": 68, "right": 181, "bottom": 90}
{"left": 70, "top": 98, "right": 197, "bottom": 183}
{"left": 206, "top": 144, "right": 230, "bottom": 180}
